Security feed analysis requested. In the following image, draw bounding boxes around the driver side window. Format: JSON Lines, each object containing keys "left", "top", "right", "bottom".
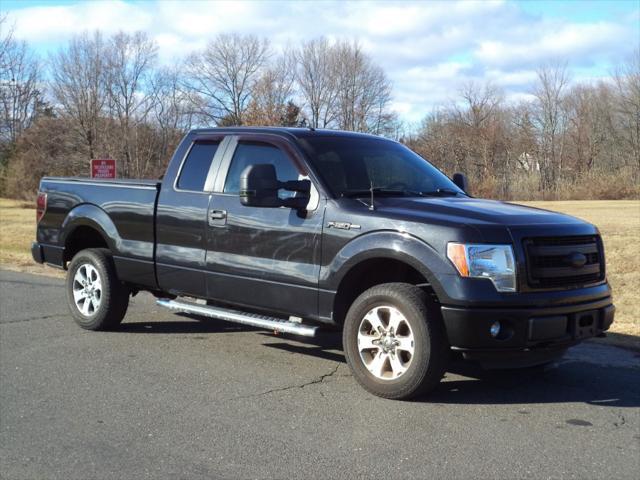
{"left": 224, "top": 141, "right": 299, "bottom": 198}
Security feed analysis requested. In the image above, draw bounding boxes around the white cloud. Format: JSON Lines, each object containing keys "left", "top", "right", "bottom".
{"left": 10, "top": 1, "right": 151, "bottom": 41}
{"left": 486, "top": 69, "right": 538, "bottom": 87}
{"left": 5, "top": 0, "right": 637, "bottom": 122}
{"left": 505, "top": 91, "right": 537, "bottom": 105}
{"left": 475, "top": 21, "right": 627, "bottom": 68}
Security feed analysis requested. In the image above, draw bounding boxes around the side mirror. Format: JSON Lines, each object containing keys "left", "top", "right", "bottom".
{"left": 452, "top": 172, "right": 469, "bottom": 193}
{"left": 239, "top": 164, "right": 311, "bottom": 209}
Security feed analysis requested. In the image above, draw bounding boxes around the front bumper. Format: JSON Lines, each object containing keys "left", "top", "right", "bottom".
{"left": 441, "top": 296, "right": 615, "bottom": 368}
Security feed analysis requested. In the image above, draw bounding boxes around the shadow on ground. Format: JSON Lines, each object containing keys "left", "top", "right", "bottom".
{"left": 262, "top": 331, "right": 640, "bottom": 408}
{"left": 119, "top": 313, "right": 261, "bottom": 334}
{"left": 591, "top": 331, "right": 640, "bottom": 352}
{"left": 119, "top": 316, "right": 640, "bottom": 408}
{"left": 428, "top": 360, "right": 640, "bottom": 408}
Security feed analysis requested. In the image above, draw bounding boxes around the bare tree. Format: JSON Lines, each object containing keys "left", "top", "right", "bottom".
{"left": 49, "top": 31, "right": 107, "bottom": 160}
{"left": 185, "top": 33, "right": 269, "bottom": 125}
{"left": 151, "top": 65, "right": 195, "bottom": 132}
{"left": 0, "top": 14, "right": 15, "bottom": 85}
{"left": 0, "top": 13, "right": 11, "bottom": 67}
{"left": 3, "top": 24, "right": 638, "bottom": 201}
{"left": 332, "top": 40, "right": 393, "bottom": 134}
{"left": 296, "top": 37, "right": 338, "bottom": 128}
{"left": 150, "top": 65, "right": 195, "bottom": 169}
{"left": 532, "top": 61, "right": 570, "bottom": 191}
{"left": 510, "top": 101, "right": 538, "bottom": 172}
{"left": 452, "top": 82, "right": 506, "bottom": 179}
{"left": 612, "top": 49, "right": 640, "bottom": 172}
{"left": 0, "top": 16, "right": 41, "bottom": 143}
{"left": 244, "top": 50, "right": 297, "bottom": 126}
{"left": 410, "top": 110, "right": 465, "bottom": 176}
{"left": 563, "top": 82, "right": 614, "bottom": 173}
{"left": 457, "top": 82, "right": 503, "bottom": 128}
{"left": 104, "top": 31, "right": 158, "bottom": 177}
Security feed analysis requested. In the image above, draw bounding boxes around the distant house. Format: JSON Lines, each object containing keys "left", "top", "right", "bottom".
{"left": 517, "top": 152, "right": 540, "bottom": 172}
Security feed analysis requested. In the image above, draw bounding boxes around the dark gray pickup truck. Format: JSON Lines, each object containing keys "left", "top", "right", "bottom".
{"left": 32, "top": 127, "right": 615, "bottom": 399}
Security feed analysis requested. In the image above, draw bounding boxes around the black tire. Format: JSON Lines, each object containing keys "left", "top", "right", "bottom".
{"left": 66, "top": 248, "right": 129, "bottom": 330}
{"left": 343, "top": 283, "right": 449, "bottom": 400}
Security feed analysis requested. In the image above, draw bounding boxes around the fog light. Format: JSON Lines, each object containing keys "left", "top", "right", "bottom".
{"left": 490, "top": 321, "right": 501, "bottom": 338}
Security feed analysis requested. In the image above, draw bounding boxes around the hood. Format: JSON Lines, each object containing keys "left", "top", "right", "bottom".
{"left": 368, "top": 196, "right": 587, "bottom": 227}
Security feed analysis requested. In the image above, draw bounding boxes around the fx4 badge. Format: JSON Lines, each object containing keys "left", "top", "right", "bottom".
{"left": 327, "top": 221, "right": 361, "bottom": 230}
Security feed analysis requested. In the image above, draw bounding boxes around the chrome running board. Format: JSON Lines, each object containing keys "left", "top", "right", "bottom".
{"left": 156, "top": 298, "right": 319, "bottom": 337}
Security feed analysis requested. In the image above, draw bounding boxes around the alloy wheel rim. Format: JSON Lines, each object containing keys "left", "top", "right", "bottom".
{"left": 357, "top": 305, "right": 414, "bottom": 380}
{"left": 72, "top": 263, "right": 102, "bottom": 316}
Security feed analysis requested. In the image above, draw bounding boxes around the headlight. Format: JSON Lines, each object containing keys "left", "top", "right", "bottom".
{"left": 447, "top": 243, "right": 516, "bottom": 292}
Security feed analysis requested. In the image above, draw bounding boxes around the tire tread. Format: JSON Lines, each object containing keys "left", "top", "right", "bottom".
{"left": 66, "top": 248, "right": 129, "bottom": 330}
{"left": 343, "top": 282, "right": 449, "bottom": 400}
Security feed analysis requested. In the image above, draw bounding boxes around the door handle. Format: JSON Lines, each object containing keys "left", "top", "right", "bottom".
{"left": 210, "top": 210, "right": 227, "bottom": 220}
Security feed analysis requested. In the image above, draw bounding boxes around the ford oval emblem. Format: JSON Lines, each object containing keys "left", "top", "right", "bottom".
{"left": 566, "top": 252, "right": 587, "bottom": 268}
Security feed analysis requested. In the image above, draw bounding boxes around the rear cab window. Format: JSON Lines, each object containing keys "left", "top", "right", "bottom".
{"left": 177, "top": 141, "right": 220, "bottom": 191}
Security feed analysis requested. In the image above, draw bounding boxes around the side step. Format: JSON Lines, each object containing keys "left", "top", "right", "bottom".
{"left": 156, "top": 298, "right": 319, "bottom": 337}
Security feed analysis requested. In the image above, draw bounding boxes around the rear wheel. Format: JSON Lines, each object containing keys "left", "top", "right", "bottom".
{"left": 343, "top": 283, "right": 449, "bottom": 400}
{"left": 66, "top": 248, "right": 129, "bottom": 330}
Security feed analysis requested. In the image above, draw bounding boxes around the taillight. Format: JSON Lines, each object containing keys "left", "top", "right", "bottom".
{"left": 36, "top": 192, "right": 47, "bottom": 223}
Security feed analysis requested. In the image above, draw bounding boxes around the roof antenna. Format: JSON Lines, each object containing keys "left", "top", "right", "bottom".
{"left": 369, "top": 180, "right": 375, "bottom": 211}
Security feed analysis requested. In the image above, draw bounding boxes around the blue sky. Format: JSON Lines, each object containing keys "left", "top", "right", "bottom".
{"left": 2, "top": 0, "right": 638, "bottom": 123}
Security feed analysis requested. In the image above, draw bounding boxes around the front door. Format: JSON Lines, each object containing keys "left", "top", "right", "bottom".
{"left": 156, "top": 135, "right": 228, "bottom": 298}
{"left": 205, "top": 135, "right": 324, "bottom": 319}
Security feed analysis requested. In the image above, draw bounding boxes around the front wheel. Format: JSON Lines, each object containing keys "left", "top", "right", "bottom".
{"left": 343, "top": 283, "right": 449, "bottom": 400}
{"left": 66, "top": 248, "right": 129, "bottom": 330}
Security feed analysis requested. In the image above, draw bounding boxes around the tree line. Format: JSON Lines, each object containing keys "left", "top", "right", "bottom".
{"left": 1, "top": 15, "right": 638, "bottom": 200}
{"left": 408, "top": 59, "right": 639, "bottom": 199}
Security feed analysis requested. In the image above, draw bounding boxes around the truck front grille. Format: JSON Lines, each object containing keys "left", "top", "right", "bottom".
{"left": 523, "top": 235, "right": 604, "bottom": 289}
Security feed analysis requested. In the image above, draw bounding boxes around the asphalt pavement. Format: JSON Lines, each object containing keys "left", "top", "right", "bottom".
{"left": 1, "top": 269, "right": 639, "bottom": 479}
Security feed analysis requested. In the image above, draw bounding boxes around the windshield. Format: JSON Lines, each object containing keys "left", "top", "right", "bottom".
{"left": 298, "top": 135, "right": 464, "bottom": 198}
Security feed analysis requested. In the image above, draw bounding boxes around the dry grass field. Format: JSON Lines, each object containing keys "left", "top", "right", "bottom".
{"left": 1, "top": 197, "right": 638, "bottom": 341}
{"left": 0, "top": 198, "right": 55, "bottom": 276}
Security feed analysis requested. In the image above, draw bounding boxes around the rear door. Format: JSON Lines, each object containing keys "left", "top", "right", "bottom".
{"left": 204, "top": 134, "right": 324, "bottom": 319}
{"left": 156, "top": 134, "right": 230, "bottom": 297}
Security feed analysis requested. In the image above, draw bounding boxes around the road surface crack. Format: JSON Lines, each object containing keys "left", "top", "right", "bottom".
{"left": 614, "top": 414, "right": 626, "bottom": 428}
{"left": 1, "top": 313, "right": 66, "bottom": 325}
{"left": 233, "top": 362, "right": 342, "bottom": 400}
{"left": 0, "top": 279, "right": 61, "bottom": 288}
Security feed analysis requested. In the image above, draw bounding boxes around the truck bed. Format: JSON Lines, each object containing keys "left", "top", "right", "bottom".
{"left": 36, "top": 176, "right": 161, "bottom": 289}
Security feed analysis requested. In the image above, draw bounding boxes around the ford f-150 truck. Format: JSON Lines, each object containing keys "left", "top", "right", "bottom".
{"left": 32, "top": 127, "right": 615, "bottom": 399}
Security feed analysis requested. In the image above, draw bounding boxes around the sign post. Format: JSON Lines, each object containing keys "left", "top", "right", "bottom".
{"left": 91, "top": 159, "right": 116, "bottom": 179}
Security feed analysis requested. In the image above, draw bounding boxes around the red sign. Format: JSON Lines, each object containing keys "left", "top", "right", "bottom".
{"left": 91, "top": 159, "right": 116, "bottom": 179}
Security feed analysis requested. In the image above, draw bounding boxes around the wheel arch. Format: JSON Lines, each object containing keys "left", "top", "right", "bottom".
{"left": 325, "top": 231, "right": 450, "bottom": 325}
{"left": 61, "top": 204, "right": 120, "bottom": 265}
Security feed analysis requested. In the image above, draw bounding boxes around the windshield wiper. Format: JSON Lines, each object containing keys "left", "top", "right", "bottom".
{"left": 419, "top": 188, "right": 462, "bottom": 197}
{"left": 341, "top": 188, "right": 412, "bottom": 198}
